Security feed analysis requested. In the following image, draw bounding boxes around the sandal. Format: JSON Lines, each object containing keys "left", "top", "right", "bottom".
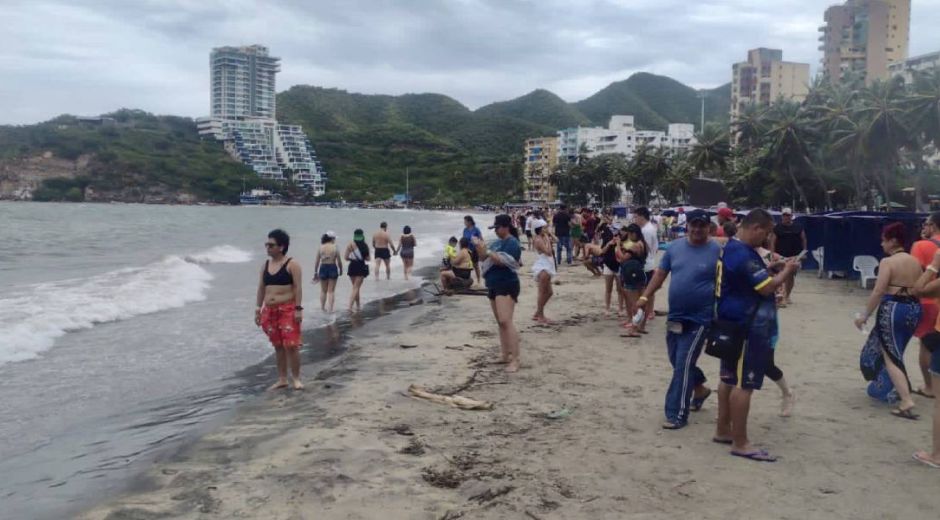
{"left": 891, "top": 407, "right": 919, "bottom": 420}
{"left": 691, "top": 388, "right": 713, "bottom": 412}
{"left": 730, "top": 449, "right": 778, "bottom": 462}
{"left": 913, "top": 388, "right": 935, "bottom": 399}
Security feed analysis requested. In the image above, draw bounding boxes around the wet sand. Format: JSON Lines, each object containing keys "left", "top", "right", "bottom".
{"left": 82, "top": 252, "right": 940, "bottom": 519}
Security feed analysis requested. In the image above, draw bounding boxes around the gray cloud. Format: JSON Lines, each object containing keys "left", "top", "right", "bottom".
{"left": 2, "top": 0, "right": 940, "bottom": 124}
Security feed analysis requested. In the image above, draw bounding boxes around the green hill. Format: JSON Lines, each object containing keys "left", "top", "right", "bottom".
{"left": 0, "top": 109, "right": 253, "bottom": 203}
{"left": 476, "top": 89, "right": 592, "bottom": 129}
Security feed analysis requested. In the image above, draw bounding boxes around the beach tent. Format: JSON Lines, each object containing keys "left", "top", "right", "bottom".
{"left": 796, "top": 211, "right": 925, "bottom": 275}
{"left": 611, "top": 204, "right": 628, "bottom": 218}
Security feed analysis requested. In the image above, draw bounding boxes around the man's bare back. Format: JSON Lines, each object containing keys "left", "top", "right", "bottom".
{"left": 373, "top": 231, "right": 390, "bottom": 248}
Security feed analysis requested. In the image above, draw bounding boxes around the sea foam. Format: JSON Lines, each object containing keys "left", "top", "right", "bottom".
{"left": 0, "top": 245, "right": 252, "bottom": 366}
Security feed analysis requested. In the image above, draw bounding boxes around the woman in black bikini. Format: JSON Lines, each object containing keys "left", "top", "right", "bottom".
{"left": 345, "top": 229, "right": 370, "bottom": 313}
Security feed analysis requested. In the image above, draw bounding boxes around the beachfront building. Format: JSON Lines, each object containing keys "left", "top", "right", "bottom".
{"left": 523, "top": 137, "right": 559, "bottom": 203}
{"left": 890, "top": 50, "right": 940, "bottom": 83}
{"left": 197, "top": 45, "right": 326, "bottom": 195}
{"left": 819, "top": 0, "right": 911, "bottom": 84}
{"left": 557, "top": 116, "right": 695, "bottom": 163}
{"left": 731, "top": 48, "right": 810, "bottom": 121}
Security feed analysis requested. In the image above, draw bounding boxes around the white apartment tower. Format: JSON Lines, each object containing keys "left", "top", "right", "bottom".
{"left": 198, "top": 45, "right": 326, "bottom": 196}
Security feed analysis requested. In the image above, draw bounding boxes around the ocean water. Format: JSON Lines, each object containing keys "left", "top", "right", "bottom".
{"left": 0, "top": 202, "right": 487, "bottom": 519}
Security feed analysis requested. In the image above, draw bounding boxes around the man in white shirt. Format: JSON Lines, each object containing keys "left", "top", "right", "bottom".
{"left": 524, "top": 212, "right": 536, "bottom": 250}
{"left": 635, "top": 207, "right": 660, "bottom": 322}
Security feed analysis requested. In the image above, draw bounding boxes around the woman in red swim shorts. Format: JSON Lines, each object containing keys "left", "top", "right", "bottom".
{"left": 255, "top": 229, "right": 305, "bottom": 390}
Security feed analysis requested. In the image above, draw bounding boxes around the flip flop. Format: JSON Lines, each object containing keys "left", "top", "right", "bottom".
{"left": 913, "top": 388, "right": 935, "bottom": 399}
{"left": 661, "top": 421, "right": 685, "bottom": 430}
{"left": 730, "top": 449, "right": 778, "bottom": 462}
{"left": 912, "top": 451, "right": 940, "bottom": 469}
{"left": 691, "top": 388, "right": 713, "bottom": 412}
{"left": 891, "top": 408, "right": 920, "bottom": 420}
{"left": 712, "top": 437, "right": 733, "bottom": 445}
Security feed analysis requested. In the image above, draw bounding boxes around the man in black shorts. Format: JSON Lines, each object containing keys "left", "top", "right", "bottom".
{"left": 372, "top": 222, "right": 395, "bottom": 280}
{"left": 770, "top": 208, "right": 806, "bottom": 305}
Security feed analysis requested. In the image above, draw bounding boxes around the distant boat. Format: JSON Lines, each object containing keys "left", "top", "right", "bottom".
{"left": 239, "top": 189, "right": 281, "bottom": 206}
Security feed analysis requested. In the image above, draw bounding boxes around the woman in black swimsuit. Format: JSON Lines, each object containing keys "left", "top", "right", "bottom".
{"left": 345, "top": 229, "right": 370, "bottom": 312}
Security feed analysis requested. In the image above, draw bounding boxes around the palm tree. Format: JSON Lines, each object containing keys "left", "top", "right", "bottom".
{"left": 658, "top": 153, "right": 694, "bottom": 204}
{"left": 762, "top": 100, "right": 829, "bottom": 211}
{"left": 904, "top": 69, "right": 940, "bottom": 210}
{"left": 855, "top": 78, "right": 913, "bottom": 210}
{"left": 731, "top": 102, "right": 767, "bottom": 150}
{"left": 688, "top": 123, "right": 730, "bottom": 178}
{"left": 811, "top": 82, "right": 868, "bottom": 206}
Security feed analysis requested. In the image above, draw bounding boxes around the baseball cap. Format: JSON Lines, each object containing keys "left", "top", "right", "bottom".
{"left": 718, "top": 207, "right": 734, "bottom": 219}
{"left": 488, "top": 214, "right": 514, "bottom": 229}
{"left": 717, "top": 202, "right": 728, "bottom": 209}
{"left": 686, "top": 210, "right": 710, "bottom": 224}
{"left": 326, "top": 230, "right": 336, "bottom": 239}
{"left": 782, "top": 207, "right": 793, "bottom": 215}
{"left": 533, "top": 218, "right": 548, "bottom": 230}
{"left": 353, "top": 229, "right": 365, "bottom": 241}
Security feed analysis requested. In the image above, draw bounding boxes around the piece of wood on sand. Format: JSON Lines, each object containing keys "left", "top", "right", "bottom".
{"left": 407, "top": 384, "right": 494, "bottom": 410}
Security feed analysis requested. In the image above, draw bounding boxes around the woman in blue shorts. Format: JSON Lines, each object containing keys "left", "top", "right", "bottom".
{"left": 313, "top": 231, "right": 342, "bottom": 313}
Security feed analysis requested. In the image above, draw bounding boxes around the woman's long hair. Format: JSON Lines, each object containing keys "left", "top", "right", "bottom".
{"left": 353, "top": 229, "right": 370, "bottom": 260}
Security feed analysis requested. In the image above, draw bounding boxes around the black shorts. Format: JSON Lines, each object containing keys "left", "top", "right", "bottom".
{"left": 469, "top": 248, "right": 480, "bottom": 264}
{"left": 487, "top": 279, "right": 520, "bottom": 302}
{"left": 525, "top": 230, "right": 533, "bottom": 238}
{"left": 348, "top": 260, "right": 369, "bottom": 278}
{"left": 375, "top": 247, "right": 391, "bottom": 260}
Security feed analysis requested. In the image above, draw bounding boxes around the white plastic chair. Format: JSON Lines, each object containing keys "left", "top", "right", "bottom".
{"left": 853, "top": 255, "right": 879, "bottom": 289}
{"left": 812, "top": 247, "right": 825, "bottom": 278}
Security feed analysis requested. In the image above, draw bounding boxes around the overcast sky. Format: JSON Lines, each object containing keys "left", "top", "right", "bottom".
{"left": 3, "top": 0, "right": 940, "bottom": 125}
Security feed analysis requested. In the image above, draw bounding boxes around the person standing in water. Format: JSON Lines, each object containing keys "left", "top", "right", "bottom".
{"left": 398, "top": 225, "right": 417, "bottom": 280}
{"left": 346, "top": 229, "right": 371, "bottom": 312}
{"left": 474, "top": 214, "right": 523, "bottom": 373}
{"left": 255, "top": 229, "right": 304, "bottom": 391}
{"left": 530, "top": 218, "right": 556, "bottom": 324}
{"left": 312, "top": 231, "right": 342, "bottom": 313}
{"left": 372, "top": 222, "right": 395, "bottom": 280}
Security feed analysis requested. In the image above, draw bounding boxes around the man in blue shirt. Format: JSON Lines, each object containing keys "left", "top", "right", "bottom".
{"left": 640, "top": 210, "right": 720, "bottom": 429}
{"left": 714, "top": 209, "right": 798, "bottom": 462}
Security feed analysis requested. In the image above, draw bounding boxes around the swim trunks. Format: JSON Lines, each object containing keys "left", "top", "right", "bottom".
{"left": 260, "top": 302, "right": 302, "bottom": 349}
{"left": 375, "top": 247, "right": 391, "bottom": 260}
{"left": 487, "top": 279, "right": 520, "bottom": 302}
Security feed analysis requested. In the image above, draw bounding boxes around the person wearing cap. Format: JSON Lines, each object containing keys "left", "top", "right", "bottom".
{"left": 474, "top": 214, "right": 523, "bottom": 373}
{"left": 639, "top": 210, "right": 718, "bottom": 429}
{"left": 714, "top": 206, "right": 736, "bottom": 238}
{"left": 531, "top": 218, "right": 557, "bottom": 324}
{"left": 770, "top": 208, "right": 807, "bottom": 305}
{"left": 345, "top": 229, "right": 371, "bottom": 312}
{"left": 313, "top": 231, "right": 343, "bottom": 313}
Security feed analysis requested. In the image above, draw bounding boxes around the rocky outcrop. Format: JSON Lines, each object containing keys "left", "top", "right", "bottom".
{"left": 0, "top": 152, "right": 90, "bottom": 200}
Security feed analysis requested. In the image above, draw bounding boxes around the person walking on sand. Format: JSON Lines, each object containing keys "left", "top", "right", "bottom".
{"left": 531, "top": 218, "right": 556, "bottom": 324}
{"left": 713, "top": 209, "right": 799, "bottom": 462}
{"left": 255, "top": 229, "right": 305, "bottom": 391}
{"left": 474, "top": 214, "right": 523, "bottom": 373}
{"left": 770, "top": 208, "right": 806, "bottom": 305}
{"left": 312, "top": 231, "right": 342, "bottom": 313}
{"left": 617, "top": 223, "right": 648, "bottom": 337}
{"left": 634, "top": 207, "right": 659, "bottom": 328}
{"left": 398, "top": 225, "right": 417, "bottom": 280}
{"left": 346, "top": 229, "right": 371, "bottom": 312}
{"left": 372, "top": 222, "right": 395, "bottom": 280}
{"left": 911, "top": 249, "right": 940, "bottom": 468}
{"left": 553, "top": 205, "right": 573, "bottom": 266}
{"left": 640, "top": 210, "right": 718, "bottom": 429}
{"left": 855, "top": 223, "right": 923, "bottom": 417}
{"left": 756, "top": 241, "right": 797, "bottom": 417}
{"left": 909, "top": 212, "right": 940, "bottom": 399}
{"left": 463, "top": 215, "right": 484, "bottom": 284}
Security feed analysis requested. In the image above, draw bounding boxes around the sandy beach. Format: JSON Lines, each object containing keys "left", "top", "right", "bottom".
{"left": 81, "top": 250, "right": 940, "bottom": 519}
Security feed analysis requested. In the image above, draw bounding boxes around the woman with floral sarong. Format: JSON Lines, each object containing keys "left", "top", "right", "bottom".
{"left": 855, "top": 223, "right": 923, "bottom": 418}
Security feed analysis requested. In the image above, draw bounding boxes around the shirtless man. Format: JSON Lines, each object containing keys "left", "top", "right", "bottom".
{"left": 373, "top": 222, "right": 395, "bottom": 280}
{"left": 255, "top": 229, "right": 304, "bottom": 391}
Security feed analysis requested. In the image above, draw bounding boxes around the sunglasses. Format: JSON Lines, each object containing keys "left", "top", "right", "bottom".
{"left": 264, "top": 242, "right": 278, "bottom": 248}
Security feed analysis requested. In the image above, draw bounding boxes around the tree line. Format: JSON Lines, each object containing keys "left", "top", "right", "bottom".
{"left": 549, "top": 70, "right": 940, "bottom": 211}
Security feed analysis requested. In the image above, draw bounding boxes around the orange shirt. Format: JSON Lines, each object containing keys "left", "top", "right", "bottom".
{"left": 911, "top": 235, "right": 940, "bottom": 306}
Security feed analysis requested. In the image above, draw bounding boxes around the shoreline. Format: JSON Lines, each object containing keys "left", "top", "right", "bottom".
{"left": 81, "top": 253, "right": 940, "bottom": 519}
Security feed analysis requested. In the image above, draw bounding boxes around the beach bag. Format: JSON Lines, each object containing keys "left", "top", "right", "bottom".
{"left": 704, "top": 246, "right": 759, "bottom": 361}
{"left": 619, "top": 258, "right": 645, "bottom": 288}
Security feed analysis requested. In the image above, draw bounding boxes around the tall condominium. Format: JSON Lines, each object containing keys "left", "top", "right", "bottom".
{"left": 523, "top": 137, "right": 559, "bottom": 203}
{"left": 819, "top": 0, "right": 910, "bottom": 84}
{"left": 731, "top": 48, "right": 810, "bottom": 121}
{"left": 198, "top": 45, "right": 326, "bottom": 195}
{"left": 210, "top": 45, "right": 280, "bottom": 119}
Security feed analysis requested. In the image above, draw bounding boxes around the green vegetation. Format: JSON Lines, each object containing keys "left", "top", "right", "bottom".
{"left": 0, "top": 109, "right": 254, "bottom": 203}
{"left": 549, "top": 71, "right": 940, "bottom": 212}
{"left": 277, "top": 74, "right": 730, "bottom": 203}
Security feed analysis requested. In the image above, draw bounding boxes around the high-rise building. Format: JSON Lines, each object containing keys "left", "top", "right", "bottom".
{"left": 197, "top": 45, "right": 326, "bottom": 195}
{"left": 556, "top": 116, "right": 695, "bottom": 163}
{"left": 210, "top": 45, "right": 280, "bottom": 119}
{"left": 819, "top": 0, "right": 911, "bottom": 84}
{"left": 730, "top": 48, "right": 810, "bottom": 121}
{"left": 523, "top": 137, "right": 559, "bottom": 203}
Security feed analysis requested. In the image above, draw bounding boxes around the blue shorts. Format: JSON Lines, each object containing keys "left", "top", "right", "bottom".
{"left": 719, "top": 326, "right": 773, "bottom": 390}
{"left": 318, "top": 264, "right": 339, "bottom": 280}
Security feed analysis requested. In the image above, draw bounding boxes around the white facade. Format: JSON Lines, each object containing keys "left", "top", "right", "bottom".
{"left": 557, "top": 116, "right": 696, "bottom": 162}
{"left": 890, "top": 50, "right": 940, "bottom": 84}
{"left": 199, "top": 44, "right": 326, "bottom": 196}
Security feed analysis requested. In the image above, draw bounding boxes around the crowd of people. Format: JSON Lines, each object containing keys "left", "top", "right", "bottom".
{"left": 253, "top": 204, "right": 940, "bottom": 468}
